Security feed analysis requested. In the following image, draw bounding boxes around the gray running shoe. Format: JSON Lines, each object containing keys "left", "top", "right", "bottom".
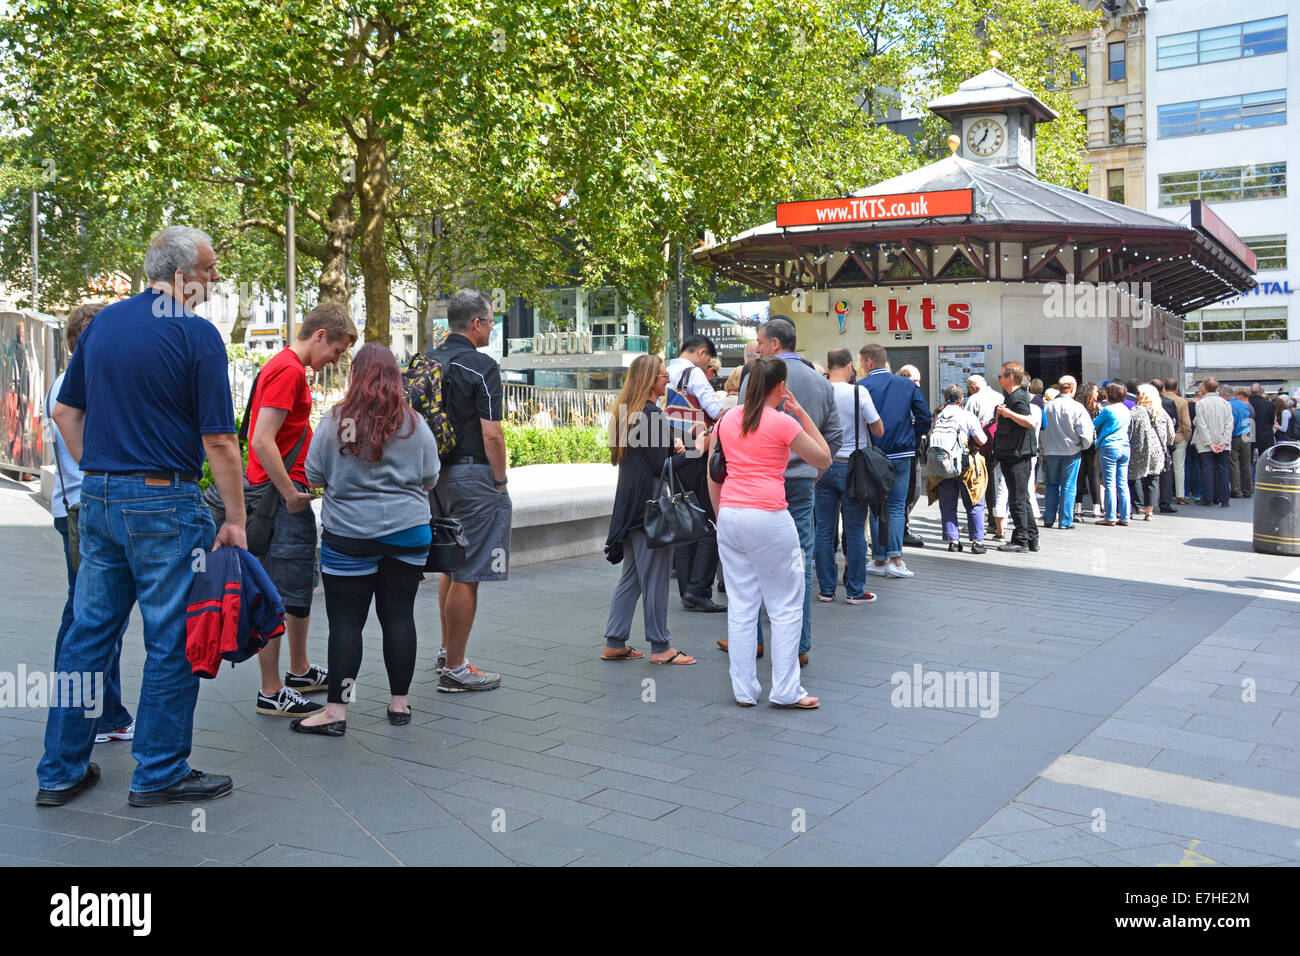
{"left": 437, "top": 663, "right": 501, "bottom": 693}
{"left": 436, "top": 647, "right": 447, "bottom": 674}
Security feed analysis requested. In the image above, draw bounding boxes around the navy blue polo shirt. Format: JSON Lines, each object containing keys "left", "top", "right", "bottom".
{"left": 58, "top": 289, "right": 235, "bottom": 474}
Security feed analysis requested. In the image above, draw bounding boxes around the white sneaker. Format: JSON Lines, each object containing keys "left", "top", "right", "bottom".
{"left": 95, "top": 719, "right": 135, "bottom": 744}
{"left": 886, "top": 561, "right": 914, "bottom": 579}
{"left": 867, "top": 563, "right": 889, "bottom": 577}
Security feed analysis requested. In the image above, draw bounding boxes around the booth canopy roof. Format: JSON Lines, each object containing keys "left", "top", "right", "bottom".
{"left": 693, "top": 155, "right": 1256, "bottom": 315}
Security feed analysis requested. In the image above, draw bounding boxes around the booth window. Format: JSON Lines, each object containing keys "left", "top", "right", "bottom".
{"left": 1244, "top": 235, "right": 1286, "bottom": 271}
{"left": 1107, "top": 169, "right": 1125, "bottom": 205}
{"left": 1157, "top": 16, "right": 1287, "bottom": 70}
{"left": 1108, "top": 106, "right": 1126, "bottom": 145}
{"left": 1184, "top": 307, "right": 1288, "bottom": 342}
{"left": 1158, "top": 162, "right": 1286, "bottom": 206}
{"left": 1108, "top": 41, "right": 1126, "bottom": 81}
{"left": 1157, "top": 90, "right": 1286, "bottom": 138}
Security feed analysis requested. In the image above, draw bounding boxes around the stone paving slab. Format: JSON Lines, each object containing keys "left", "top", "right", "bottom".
{"left": 2, "top": 474, "right": 1298, "bottom": 866}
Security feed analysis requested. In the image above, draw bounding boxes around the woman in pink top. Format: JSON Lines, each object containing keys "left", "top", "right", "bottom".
{"left": 708, "top": 358, "right": 831, "bottom": 708}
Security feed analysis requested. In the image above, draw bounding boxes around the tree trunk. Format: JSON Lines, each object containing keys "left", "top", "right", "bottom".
{"left": 645, "top": 236, "right": 672, "bottom": 357}
{"left": 317, "top": 187, "right": 354, "bottom": 306}
{"left": 357, "top": 129, "right": 391, "bottom": 346}
{"left": 229, "top": 287, "right": 252, "bottom": 344}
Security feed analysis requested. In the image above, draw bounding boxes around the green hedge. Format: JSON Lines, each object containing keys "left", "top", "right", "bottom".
{"left": 504, "top": 425, "right": 610, "bottom": 467}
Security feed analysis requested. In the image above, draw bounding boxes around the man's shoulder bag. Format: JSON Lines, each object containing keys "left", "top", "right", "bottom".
{"left": 426, "top": 488, "right": 469, "bottom": 574}
{"left": 845, "top": 385, "right": 895, "bottom": 508}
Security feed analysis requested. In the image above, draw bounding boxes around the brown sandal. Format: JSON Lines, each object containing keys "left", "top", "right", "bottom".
{"left": 773, "top": 697, "right": 820, "bottom": 709}
{"left": 650, "top": 650, "right": 696, "bottom": 665}
{"left": 601, "top": 647, "right": 644, "bottom": 661}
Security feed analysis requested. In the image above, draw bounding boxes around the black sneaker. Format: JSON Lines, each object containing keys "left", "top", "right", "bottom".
{"left": 128, "top": 769, "right": 233, "bottom": 807}
{"left": 257, "top": 686, "right": 325, "bottom": 717}
{"left": 437, "top": 664, "right": 502, "bottom": 693}
{"left": 437, "top": 647, "right": 447, "bottom": 674}
{"left": 903, "top": 529, "right": 925, "bottom": 548}
{"left": 35, "top": 763, "right": 100, "bottom": 807}
{"left": 284, "top": 664, "right": 327, "bottom": 692}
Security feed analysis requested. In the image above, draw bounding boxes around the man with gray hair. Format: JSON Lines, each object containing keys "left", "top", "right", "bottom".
{"left": 425, "top": 289, "right": 507, "bottom": 692}
{"left": 1191, "top": 379, "right": 1233, "bottom": 507}
{"left": 37, "top": 226, "right": 246, "bottom": 807}
{"left": 1040, "top": 375, "right": 1094, "bottom": 529}
{"left": 724, "top": 316, "right": 841, "bottom": 666}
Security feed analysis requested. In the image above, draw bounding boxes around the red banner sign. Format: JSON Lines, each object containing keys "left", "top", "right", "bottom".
{"left": 776, "top": 189, "right": 974, "bottom": 228}
{"left": 1191, "top": 200, "right": 1257, "bottom": 273}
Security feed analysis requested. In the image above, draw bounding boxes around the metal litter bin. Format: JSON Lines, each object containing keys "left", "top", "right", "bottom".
{"left": 1254, "top": 442, "right": 1300, "bottom": 555}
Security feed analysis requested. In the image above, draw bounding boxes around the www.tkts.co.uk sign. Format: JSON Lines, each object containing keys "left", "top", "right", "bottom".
{"left": 776, "top": 189, "right": 974, "bottom": 227}
{"left": 850, "top": 296, "right": 972, "bottom": 333}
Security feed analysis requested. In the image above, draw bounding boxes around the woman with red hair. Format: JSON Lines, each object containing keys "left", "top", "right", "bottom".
{"left": 294, "top": 344, "right": 442, "bottom": 736}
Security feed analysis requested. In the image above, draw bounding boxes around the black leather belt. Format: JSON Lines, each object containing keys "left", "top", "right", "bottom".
{"left": 447, "top": 456, "right": 487, "bottom": 466}
{"left": 83, "top": 470, "right": 200, "bottom": 484}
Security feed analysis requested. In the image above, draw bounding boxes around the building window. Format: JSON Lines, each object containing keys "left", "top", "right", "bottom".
{"left": 1158, "top": 162, "right": 1287, "bottom": 206}
{"left": 1157, "top": 90, "right": 1286, "bottom": 138}
{"left": 1108, "top": 106, "right": 1125, "bottom": 145}
{"left": 1184, "top": 307, "right": 1287, "bottom": 342}
{"left": 1108, "top": 41, "right": 1126, "bottom": 81}
{"left": 1157, "top": 16, "right": 1287, "bottom": 70}
{"left": 1244, "top": 235, "right": 1287, "bottom": 271}
{"left": 1069, "top": 45, "right": 1087, "bottom": 86}
{"left": 1107, "top": 169, "right": 1125, "bottom": 205}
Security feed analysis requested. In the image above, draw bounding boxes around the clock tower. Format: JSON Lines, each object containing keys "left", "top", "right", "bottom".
{"left": 927, "top": 51, "right": 1056, "bottom": 178}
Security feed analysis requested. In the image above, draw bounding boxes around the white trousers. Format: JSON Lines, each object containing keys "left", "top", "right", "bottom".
{"left": 716, "top": 507, "right": 808, "bottom": 705}
{"left": 994, "top": 457, "right": 1041, "bottom": 519}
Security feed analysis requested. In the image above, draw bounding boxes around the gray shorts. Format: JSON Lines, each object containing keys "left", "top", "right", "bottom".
{"left": 436, "top": 464, "right": 511, "bottom": 582}
{"left": 263, "top": 483, "right": 320, "bottom": 611}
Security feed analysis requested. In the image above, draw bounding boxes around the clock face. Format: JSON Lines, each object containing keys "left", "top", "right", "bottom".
{"left": 966, "top": 118, "right": 1005, "bottom": 157}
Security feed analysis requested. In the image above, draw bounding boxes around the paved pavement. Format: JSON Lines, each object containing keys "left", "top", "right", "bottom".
{"left": 1, "top": 474, "right": 1297, "bottom": 866}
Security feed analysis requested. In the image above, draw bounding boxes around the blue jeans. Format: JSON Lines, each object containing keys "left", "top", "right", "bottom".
{"left": 814, "top": 461, "right": 869, "bottom": 598}
{"left": 1186, "top": 446, "right": 1202, "bottom": 498}
{"left": 869, "top": 457, "right": 912, "bottom": 560}
{"left": 1099, "top": 445, "right": 1131, "bottom": 522}
{"left": 757, "top": 477, "right": 814, "bottom": 654}
{"left": 39, "top": 475, "right": 215, "bottom": 794}
{"left": 53, "top": 516, "right": 132, "bottom": 734}
{"left": 1042, "top": 454, "right": 1082, "bottom": 528}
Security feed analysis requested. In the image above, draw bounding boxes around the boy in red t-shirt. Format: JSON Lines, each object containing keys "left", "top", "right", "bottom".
{"left": 247, "top": 303, "right": 356, "bottom": 717}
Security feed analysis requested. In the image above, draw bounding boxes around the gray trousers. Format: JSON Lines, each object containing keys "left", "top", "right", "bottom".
{"left": 604, "top": 529, "right": 672, "bottom": 652}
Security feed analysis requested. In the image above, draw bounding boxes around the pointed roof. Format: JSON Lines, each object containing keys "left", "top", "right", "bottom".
{"left": 927, "top": 67, "right": 1056, "bottom": 123}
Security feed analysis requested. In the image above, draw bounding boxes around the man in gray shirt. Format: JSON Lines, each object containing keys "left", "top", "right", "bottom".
{"left": 725, "top": 316, "right": 841, "bottom": 665}
{"left": 1040, "top": 376, "right": 1095, "bottom": 529}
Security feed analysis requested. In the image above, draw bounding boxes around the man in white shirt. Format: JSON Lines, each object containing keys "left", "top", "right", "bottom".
{"left": 667, "top": 334, "right": 725, "bottom": 611}
{"left": 814, "top": 349, "right": 884, "bottom": 605}
{"left": 1192, "top": 379, "right": 1234, "bottom": 507}
{"left": 666, "top": 334, "right": 723, "bottom": 425}
{"left": 1040, "top": 376, "right": 1095, "bottom": 529}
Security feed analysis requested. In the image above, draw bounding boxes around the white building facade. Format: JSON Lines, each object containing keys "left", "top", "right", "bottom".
{"left": 1145, "top": 2, "right": 1296, "bottom": 390}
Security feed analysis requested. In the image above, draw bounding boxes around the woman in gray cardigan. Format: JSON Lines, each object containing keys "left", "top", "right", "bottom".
{"left": 291, "top": 344, "right": 441, "bottom": 736}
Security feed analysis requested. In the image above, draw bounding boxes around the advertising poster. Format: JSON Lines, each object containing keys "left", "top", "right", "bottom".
{"left": 694, "top": 300, "right": 765, "bottom": 365}
{"left": 0, "top": 311, "right": 55, "bottom": 474}
{"left": 937, "top": 343, "right": 986, "bottom": 395}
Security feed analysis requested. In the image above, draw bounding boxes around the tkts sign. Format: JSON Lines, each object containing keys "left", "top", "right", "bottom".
{"left": 857, "top": 296, "right": 972, "bottom": 333}
{"left": 776, "top": 189, "right": 974, "bottom": 227}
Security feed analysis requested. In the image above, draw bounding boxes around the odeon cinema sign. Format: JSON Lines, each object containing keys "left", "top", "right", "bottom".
{"left": 829, "top": 295, "right": 973, "bottom": 335}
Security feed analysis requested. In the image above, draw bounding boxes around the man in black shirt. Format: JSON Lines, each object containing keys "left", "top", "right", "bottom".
{"left": 426, "top": 290, "right": 508, "bottom": 693}
{"left": 1249, "top": 383, "right": 1275, "bottom": 464}
{"left": 993, "top": 361, "right": 1039, "bottom": 553}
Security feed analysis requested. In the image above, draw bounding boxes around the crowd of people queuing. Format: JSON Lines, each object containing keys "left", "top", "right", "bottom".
{"left": 31, "top": 225, "right": 1299, "bottom": 804}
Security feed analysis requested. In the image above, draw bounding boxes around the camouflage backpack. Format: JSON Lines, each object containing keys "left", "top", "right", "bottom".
{"left": 403, "top": 352, "right": 457, "bottom": 457}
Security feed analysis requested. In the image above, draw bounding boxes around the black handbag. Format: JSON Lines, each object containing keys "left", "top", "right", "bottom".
{"left": 709, "top": 409, "right": 731, "bottom": 483}
{"left": 203, "top": 427, "right": 307, "bottom": 558}
{"left": 426, "top": 488, "right": 469, "bottom": 573}
{"left": 845, "top": 384, "right": 896, "bottom": 508}
{"left": 642, "top": 457, "right": 714, "bottom": 549}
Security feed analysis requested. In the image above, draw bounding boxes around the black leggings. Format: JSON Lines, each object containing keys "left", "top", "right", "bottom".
{"left": 322, "top": 558, "right": 425, "bottom": 704}
{"left": 1078, "top": 448, "right": 1101, "bottom": 509}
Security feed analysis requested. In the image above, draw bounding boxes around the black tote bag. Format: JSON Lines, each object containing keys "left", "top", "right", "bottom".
{"left": 845, "top": 384, "right": 895, "bottom": 508}
{"left": 643, "top": 457, "right": 714, "bottom": 549}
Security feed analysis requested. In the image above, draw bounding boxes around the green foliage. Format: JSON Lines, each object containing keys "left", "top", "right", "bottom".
{"left": 504, "top": 425, "right": 611, "bottom": 467}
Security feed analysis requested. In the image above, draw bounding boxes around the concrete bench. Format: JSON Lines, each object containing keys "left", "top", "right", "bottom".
{"left": 42, "top": 461, "right": 620, "bottom": 569}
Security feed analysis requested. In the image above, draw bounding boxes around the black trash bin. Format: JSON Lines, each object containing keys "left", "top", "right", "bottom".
{"left": 1254, "top": 442, "right": 1300, "bottom": 555}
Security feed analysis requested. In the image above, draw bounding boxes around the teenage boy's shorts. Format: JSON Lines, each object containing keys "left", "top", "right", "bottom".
{"left": 436, "top": 464, "right": 511, "bottom": 583}
{"left": 263, "top": 482, "right": 319, "bottom": 612}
